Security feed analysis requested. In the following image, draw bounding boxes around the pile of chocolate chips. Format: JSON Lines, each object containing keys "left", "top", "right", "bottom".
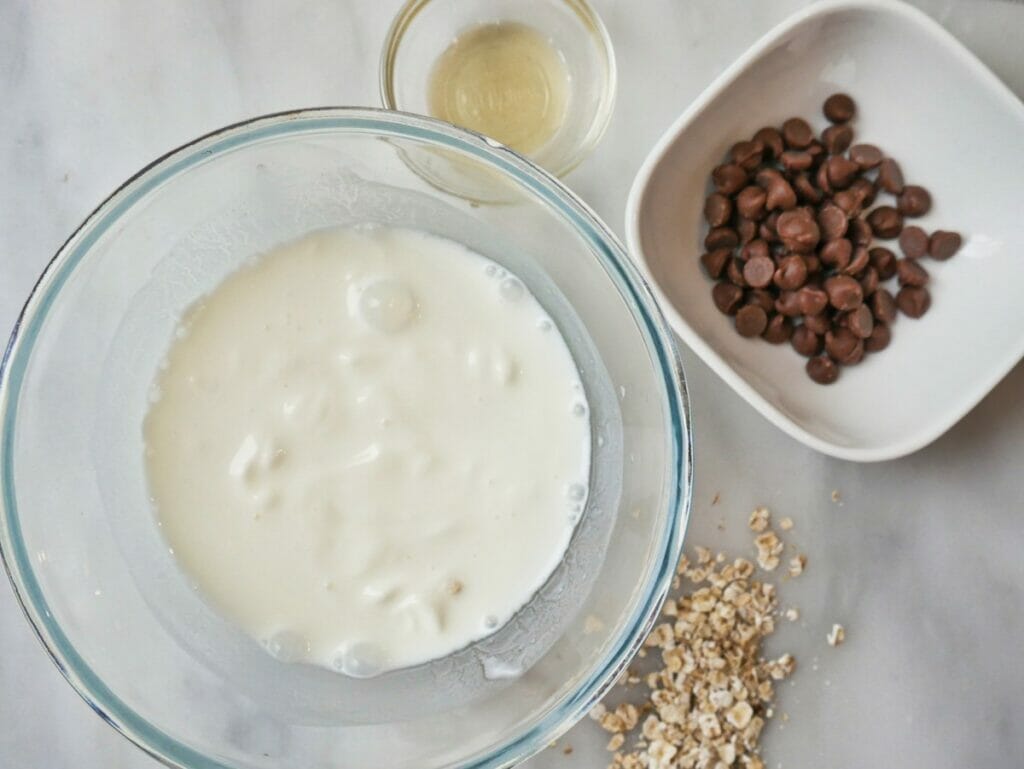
{"left": 700, "top": 93, "right": 962, "bottom": 384}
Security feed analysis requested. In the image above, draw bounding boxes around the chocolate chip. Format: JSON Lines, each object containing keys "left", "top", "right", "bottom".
{"left": 806, "top": 140, "right": 825, "bottom": 164}
{"left": 753, "top": 126, "right": 784, "bottom": 159}
{"left": 757, "top": 168, "right": 798, "bottom": 212}
{"left": 782, "top": 117, "right": 814, "bottom": 149}
{"left": 848, "top": 217, "right": 873, "bottom": 246}
{"left": 776, "top": 209, "right": 820, "bottom": 253}
{"left": 899, "top": 225, "right": 929, "bottom": 259}
{"left": 726, "top": 257, "right": 747, "bottom": 287}
{"left": 775, "top": 290, "right": 803, "bottom": 318}
{"left": 864, "top": 323, "right": 891, "bottom": 352}
{"left": 735, "top": 305, "right": 769, "bottom": 337}
{"left": 929, "top": 230, "right": 962, "bottom": 260}
{"left": 896, "top": 286, "right": 931, "bottom": 318}
{"left": 825, "top": 328, "right": 864, "bottom": 365}
{"left": 820, "top": 238, "right": 853, "bottom": 271}
{"left": 730, "top": 140, "right": 763, "bottom": 171}
{"left": 780, "top": 151, "right": 814, "bottom": 172}
{"left": 825, "top": 275, "right": 864, "bottom": 311}
{"left": 849, "top": 178, "right": 877, "bottom": 208}
{"left": 866, "top": 206, "right": 903, "bottom": 239}
{"left": 762, "top": 313, "right": 793, "bottom": 344}
{"left": 759, "top": 211, "right": 780, "bottom": 243}
{"left": 712, "top": 164, "right": 748, "bottom": 195}
{"left": 705, "top": 226, "right": 739, "bottom": 250}
{"left": 737, "top": 217, "right": 758, "bottom": 244}
{"left": 848, "top": 144, "right": 883, "bottom": 169}
{"left": 842, "top": 245, "right": 870, "bottom": 276}
{"left": 792, "top": 173, "right": 822, "bottom": 204}
{"left": 877, "top": 158, "right": 904, "bottom": 194}
{"left": 712, "top": 281, "right": 744, "bottom": 315}
{"left": 816, "top": 162, "right": 832, "bottom": 196}
{"left": 700, "top": 249, "right": 730, "bottom": 279}
{"left": 897, "top": 258, "right": 929, "bottom": 287}
{"left": 825, "top": 156, "right": 860, "bottom": 190}
{"left": 823, "top": 93, "right": 856, "bottom": 123}
{"left": 703, "top": 193, "right": 733, "bottom": 227}
{"left": 832, "top": 189, "right": 861, "bottom": 218}
{"left": 869, "top": 247, "right": 898, "bottom": 280}
{"left": 806, "top": 355, "right": 840, "bottom": 384}
{"left": 845, "top": 304, "right": 874, "bottom": 339}
{"left": 859, "top": 266, "right": 880, "bottom": 297}
{"left": 743, "top": 255, "right": 776, "bottom": 288}
{"left": 871, "top": 288, "right": 898, "bottom": 323}
{"left": 791, "top": 326, "right": 823, "bottom": 357}
{"left": 745, "top": 288, "right": 776, "bottom": 314}
{"left": 804, "top": 312, "right": 831, "bottom": 335}
{"left": 822, "top": 123, "right": 853, "bottom": 155}
{"left": 736, "top": 185, "right": 768, "bottom": 221}
{"left": 817, "top": 203, "right": 848, "bottom": 241}
{"left": 797, "top": 285, "right": 829, "bottom": 316}
{"left": 897, "top": 185, "right": 931, "bottom": 217}
{"left": 741, "top": 239, "right": 770, "bottom": 262}
{"left": 774, "top": 255, "right": 808, "bottom": 291}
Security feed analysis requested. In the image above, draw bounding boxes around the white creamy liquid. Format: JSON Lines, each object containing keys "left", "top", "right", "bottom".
{"left": 144, "top": 226, "right": 590, "bottom": 676}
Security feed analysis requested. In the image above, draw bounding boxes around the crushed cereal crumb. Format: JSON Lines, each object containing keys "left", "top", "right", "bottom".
{"left": 755, "top": 531, "right": 784, "bottom": 571}
{"left": 788, "top": 555, "right": 806, "bottom": 578}
{"left": 827, "top": 624, "right": 846, "bottom": 647}
{"left": 748, "top": 506, "right": 771, "bottom": 532}
{"left": 831, "top": 489, "right": 841, "bottom": 503}
{"left": 563, "top": 745, "right": 573, "bottom": 755}
{"left": 785, "top": 607, "right": 800, "bottom": 622}
{"left": 779, "top": 516, "right": 794, "bottom": 531}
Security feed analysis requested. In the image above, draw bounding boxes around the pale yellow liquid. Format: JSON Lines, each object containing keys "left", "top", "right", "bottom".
{"left": 428, "top": 22, "right": 570, "bottom": 156}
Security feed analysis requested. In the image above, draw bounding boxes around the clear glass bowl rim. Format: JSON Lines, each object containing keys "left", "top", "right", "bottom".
{"left": 378, "top": 0, "right": 618, "bottom": 179}
{"left": 0, "top": 107, "right": 691, "bottom": 769}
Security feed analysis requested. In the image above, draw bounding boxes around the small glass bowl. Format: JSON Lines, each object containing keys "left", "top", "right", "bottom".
{"left": 380, "top": 0, "right": 617, "bottom": 201}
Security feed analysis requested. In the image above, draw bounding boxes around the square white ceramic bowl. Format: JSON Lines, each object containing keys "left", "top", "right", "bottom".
{"left": 626, "top": 0, "right": 1024, "bottom": 462}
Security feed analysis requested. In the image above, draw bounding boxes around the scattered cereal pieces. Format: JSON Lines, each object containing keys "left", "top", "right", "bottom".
{"left": 779, "top": 516, "right": 794, "bottom": 531}
{"left": 827, "top": 623, "right": 846, "bottom": 647}
{"left": 785, "top": 607, "right": 800, "bottom": 622}
{"left": 748, "top": 506, "right": 771, "bottom": 532}
{"left": 712, "top": 492, "right": 721, "bottom": 505}
{"left": 831, "top": 489, "right": 841, "bottom": 503}
{"left": 788, "top": 554, "right": 807, "bottom": 578}
{"left": 447, "top": 579, "right": 463, "bottom": 595}
{"left": 755, "top": 531, "right": 784, "bottom": 571}
{"left": 563, "top": 745, "right": 573, "bottom": 755}
{"left": 599, "top": 527, "right": 797, "bottom": 769}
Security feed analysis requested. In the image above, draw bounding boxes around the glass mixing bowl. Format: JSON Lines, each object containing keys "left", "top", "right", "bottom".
{"left": 0, "top": 108, "right": 690, "bottom": 769}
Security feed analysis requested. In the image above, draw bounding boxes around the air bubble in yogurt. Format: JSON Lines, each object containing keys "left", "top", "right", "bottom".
{"left": 358, "top": 279, "right": 417, "bottom": 333}
{"left": 334, "top": 642, "right": 385, "bottom": 678}
{"left": 572, "top": 402, "right": 587, "bottom": 417}
{"left": 499, "top": 277, "right": 525, "bottom": 303}
{"left": 264, "top": 630, "right": 309, "bottom": 664}
{"left": 567, "top": 483, "right": 586, "bottom": 502}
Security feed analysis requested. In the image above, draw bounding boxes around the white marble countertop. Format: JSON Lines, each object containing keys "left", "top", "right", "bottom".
{"left": 2, "top": 1, "right": 1023, "bottom": 767}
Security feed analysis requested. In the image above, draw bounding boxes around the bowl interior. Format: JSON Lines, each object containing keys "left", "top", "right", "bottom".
{"left": 0, "top": 111, "right": 688, "bottom": 769}
{"left": 630, "top": 1, "right": 1024, "bottom": 460}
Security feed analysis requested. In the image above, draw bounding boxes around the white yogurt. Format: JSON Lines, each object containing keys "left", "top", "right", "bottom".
{"left": 144, "top": 226, "right": 590, "bottom": 675}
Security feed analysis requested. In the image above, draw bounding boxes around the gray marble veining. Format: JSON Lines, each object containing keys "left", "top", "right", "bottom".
{"left": 1, "top": 1, "right": 1022, "bottom": 767}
